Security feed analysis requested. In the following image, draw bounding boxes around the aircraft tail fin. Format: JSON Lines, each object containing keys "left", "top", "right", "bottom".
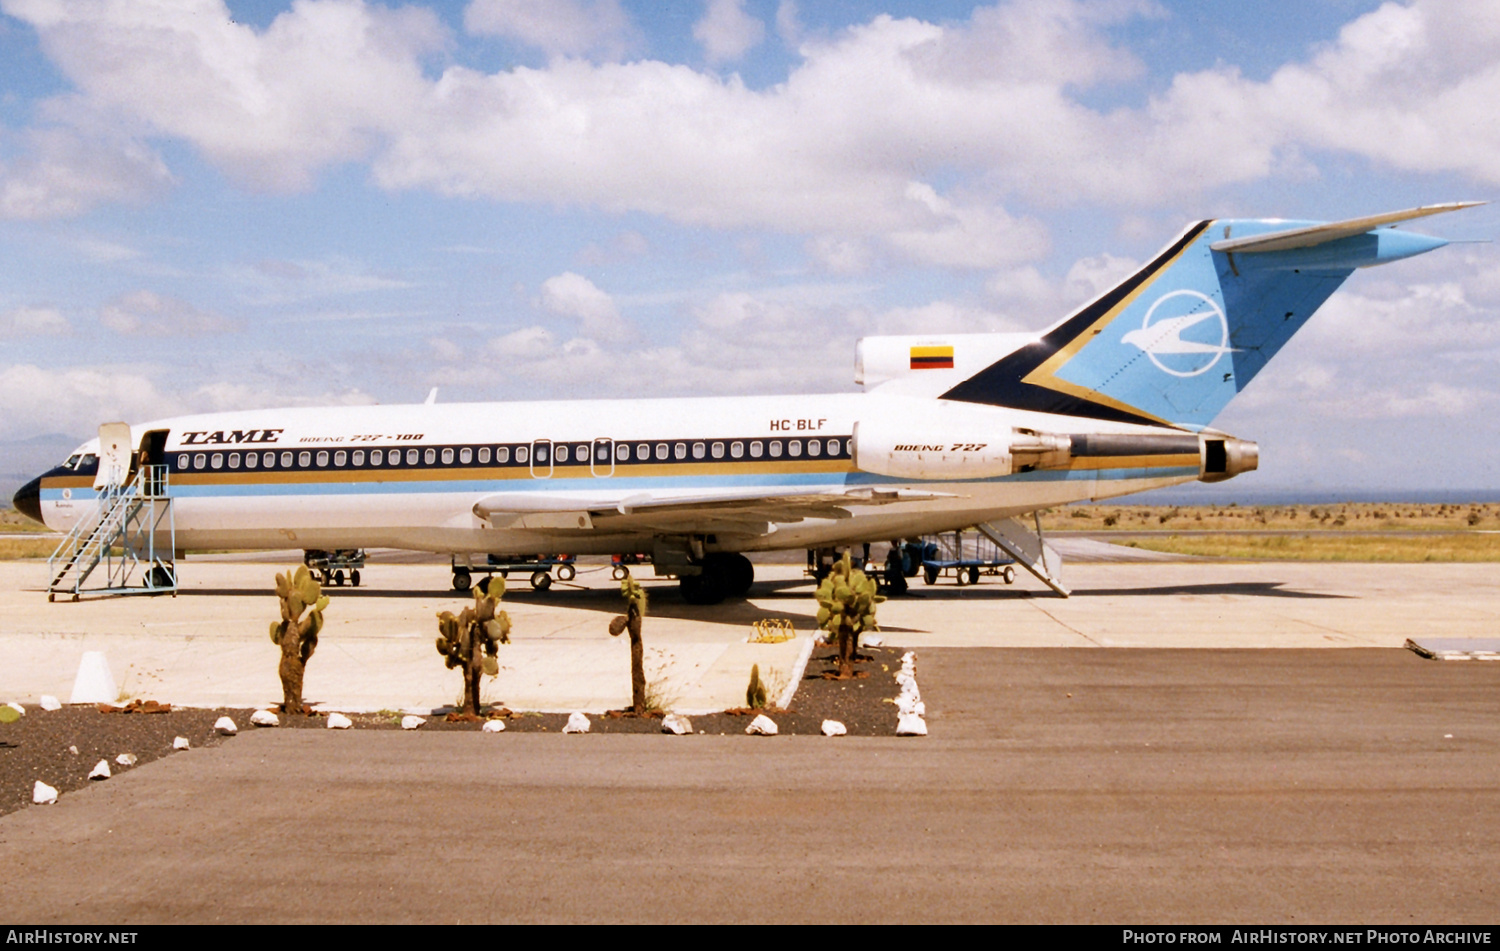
{"left": 941, "top": 203, "right": 1482, "bottom": 430}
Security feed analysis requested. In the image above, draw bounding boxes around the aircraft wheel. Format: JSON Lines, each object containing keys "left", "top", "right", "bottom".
{"left": 1002, "top": 565, "right": 1015, "bottom": 584}
{"left": 452, "top": 569, "right": 471, "bottom": 592}
{"left": 333, "top": 569, "right": 345, "bottom": 587}
{"left": 679, "top": 568, "right": 727, "bottom": 605}
{"left": 557, "top": 564, "right": 576, "bottom": 582}
{"left": 149, "top": 565, "right": 174, "bottom": 588}
{"left": 968, "top": 566, "right": 980, "bottom": 586}
{"left": 531, "top": 570, "right": 552, "bottom": 591}
{"left": 351, "top": 570, "right": 361, "bottom": 587}
{"left": 707, "top": 552, "right": 753, "bottom": 597}
{"left": 955, "top": 568, "right": 969, "bottom": 587}
{"left": 923, "top": 565, "right": 939, "bottom": 585}
{"left": 612, "top": 565, "right": 629, "bottom": 581}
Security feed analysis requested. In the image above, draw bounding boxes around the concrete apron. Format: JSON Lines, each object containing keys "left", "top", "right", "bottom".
{"left": 3, "top": 559, "right": 1498, "bottom": 711}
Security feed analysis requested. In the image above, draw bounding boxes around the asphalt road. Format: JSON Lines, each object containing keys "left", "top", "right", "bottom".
{"left": 2, "top": 647, "right": 1497, "bottom": 924}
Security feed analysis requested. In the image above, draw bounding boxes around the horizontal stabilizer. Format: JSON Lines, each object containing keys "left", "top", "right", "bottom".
{"left": 1209, "top": 202, "right": 1484, "bottom": 254}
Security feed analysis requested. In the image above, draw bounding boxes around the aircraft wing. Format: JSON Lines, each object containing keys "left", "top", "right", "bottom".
{"left": 471, "top": 486, "right": 957, "bottom": 536}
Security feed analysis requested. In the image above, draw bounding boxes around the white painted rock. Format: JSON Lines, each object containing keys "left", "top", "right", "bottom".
{"left": 902, "top": 651, "right": 916, "bottom": 666}
{"left": 746, "top": 714, "right": 778, "bottom": 736}
{"left": 172, "top": 736, "right": 191, "bottom": 750}
{"left": 67, "top": 745, "right": 78, "bottom": 755}
{"left": 896, "top": 694, "right": 925, "bottom": 717}
{"left": 863, "top": 633, "right": 884, "bottom": 647}
{"left": 32, "top": 781, "right": 58, "bottom": 805}
{"left": 896, "top": 712, "right": 928, "bottom": 736}
{"left": 482, "top": 719, "right": 506, "bottom": 733}
{"left": 400, "top": 715, "right": 424, "bottom": 731}
{"left": 213, "top": 716, "right": 237, "bottom": 735}
{"left": 69, "top": 651, "right": 117, "bottom": 705}
{"left": 661, "top": 714, "right": 692, "bottom": 735}
{"left": 39, "top": 695, "right": 61, "bottom": 711}
{"left": 115, "top": 753, "right": 137, "bottom": 767}
{"left": 4, "top": 701, "right": 24, "bottom": 717}
{"left": 89, "top": 760, "right": 111, "bottom": 781}
{"left": 325, "top": 713, "right": 352, "bottom": 730}
{"left": 562, "top": 712, "right": 590, "bottom": 734}
{"left": 250, "top": 709, "right": 279, "bottom": 727}
{"left": 821, "top": 719, "right": 847, "bottom": 736}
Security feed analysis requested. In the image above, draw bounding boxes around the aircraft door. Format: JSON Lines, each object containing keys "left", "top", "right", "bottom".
{"left": 93, "top": 422, "right": 133, "bottom": 490}
{"left": 530, "top": 439, "right": 552, "bottom": 479}
{"left": 138, "top": 429, "right": 170, "bottom": 496}
{"left": 591, "top": 439, "right": 614, "bottom": 477}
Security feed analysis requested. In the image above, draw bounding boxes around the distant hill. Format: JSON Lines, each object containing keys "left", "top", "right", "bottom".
{"left": 0, "top": 433, "right": 84, "bottom": 503}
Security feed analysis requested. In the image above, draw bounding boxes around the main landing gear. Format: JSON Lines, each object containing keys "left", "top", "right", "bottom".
{"left": 678, "top": 552, "right": 754, "bottom": 605}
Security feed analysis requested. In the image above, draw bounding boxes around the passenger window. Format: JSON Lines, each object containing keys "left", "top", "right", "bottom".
{"left": 441, "top": 448, "right": 454, "bottom": 464}
{"left": 577, "top": 444, "right": 590, "bottom": 463}
{"left": 749, "top": 441, "right": 763, "bottom": 458}
{"left": 692, "top": 442, "right": 705, "bottom": 459}
{"left": 460, "top": 447, "right": 472, "bottom": 464}
{"left": 262, "top": 453, "right": 274, "bottom": 469}
{"left": 194, "top": 453, "right": 206, "bottom": 469}
{"left": 408, "top": 449, "right": 420, "bottom": 465}
{"left": 177, "top": 454, "right": 189, "bottom": 469}
{"left": 316, "top": 451, "right": 329, "bottom": 467}
{"left": 281, "top": 451, "right": 293, "bottom": 467}
{"left": 424, "top": 448, "right": 435, "bottom": 464}
{"left": 711, "top": 442, "right": 724, "bottom": 459}
{"left": 535, "top": 444, "right": 548, "bottom": 463}
{"left": 211, "top": 453, "right": 223, "bottom": 469}
{"left": 655, "top": 443, "right": 668, "bottom": 461}
{"left": 674, "top": 442, "right": 687, "bottom": 460}
{"left": 515, "top": 446, "right": 528, "bottom": 464}
{"left": 617, "top": 444, "right": 630, "bottom": 461}
{"left": 808, "top": 440, "right": 821, "bottom": 456}
{"left": 298, "top": 451, "right": 310, "bottom": 467}
{"left": 769, "top": 441, "right": 783, "bottom": 458}
{"left": 334, "top": 450, "right": 346, "bottom": 466}
{"left": 352, "top": 450, "right": 364, "bottom": 466}
{"left": 245, "top": 452, "right": 258, "bottom": 469}
{"left": 229, "top": 453, "right": 241, "bottom": 469}
{"left": 789, "top": 440, "right": 801, "bottom": 457}
{"left": 730, "top": 441, "right": 743, "bottom": 459}
{"left": 638, "top": 444, "right": 650, "bottom": 461}
{"left": 556, "top": 444, "right": 569, "bottom": 463}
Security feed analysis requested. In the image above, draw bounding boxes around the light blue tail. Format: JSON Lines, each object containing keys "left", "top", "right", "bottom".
{"left": 943, "top": 203, "right": 1478, "bottom": 429}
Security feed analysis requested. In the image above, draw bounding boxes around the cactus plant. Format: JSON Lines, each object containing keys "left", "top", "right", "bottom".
{"left": 270, "top": 565, "right": 328, "bottom": 715}
{"left": 436, "top": 579, "right": 512, "bottom": 717}
{"left": 814, "top": 551, "right": 884, "bottom": 679}
{"left": 746, "top": 663, "right": 767, "bottom": 709}
{"left": 608, "top": 576, "right": 649, "bottom": 714}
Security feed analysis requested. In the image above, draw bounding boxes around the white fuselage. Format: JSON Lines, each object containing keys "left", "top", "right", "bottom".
{"left": 36, "top": 392, "right": 1207, "bottom": 556}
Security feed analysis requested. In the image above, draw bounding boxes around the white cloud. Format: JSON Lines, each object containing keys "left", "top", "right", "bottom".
{"left": 0, "top": 125, "right": 171, "bottom": 220}
{"left": 464, "top": 0, "right": 635, "bottom": 59}
{"left": 537, "top": 272, "right": 628, "bottom": 341}
{"left": 0, "top": 306, "right": 71, "bottom": 337}
{"left": 99, "top": 291, "right": 233, "bottom": 336}
{"left": 0, "top": 364, "right": 178, "bottom": 440}
{"left": 693, "top": 0, "right": 765, "bottom": 64}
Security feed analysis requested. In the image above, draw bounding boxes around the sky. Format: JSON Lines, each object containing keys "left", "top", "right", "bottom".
{"left": 1, "top": 0, "right": 1498, "bottom": 499}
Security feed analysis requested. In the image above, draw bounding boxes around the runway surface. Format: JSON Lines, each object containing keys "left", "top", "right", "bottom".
{"left": 2, "top": 648, "right": 1497, "bottom": 924}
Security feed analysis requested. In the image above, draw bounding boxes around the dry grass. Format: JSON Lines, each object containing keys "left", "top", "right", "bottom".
{"left": 0, "top": 507, "right": 55, "bottom": 534}
{"left": 1119, "top": 532, "right": 1500, "bottom": 562}
{"left": 0, "top": 537, "right": 60, "bottom": 560}
{"left": 1042, "top": 501, "right": 1500, "bottom": 533}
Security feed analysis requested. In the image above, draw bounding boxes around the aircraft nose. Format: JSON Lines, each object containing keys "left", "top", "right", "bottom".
{"left": 12, "top": 476, "right": 43, "bottom": 526}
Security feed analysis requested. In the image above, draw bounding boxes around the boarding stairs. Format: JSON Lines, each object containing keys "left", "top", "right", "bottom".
{"left": 47, "top": 464, "right": 177, "bottom": 602}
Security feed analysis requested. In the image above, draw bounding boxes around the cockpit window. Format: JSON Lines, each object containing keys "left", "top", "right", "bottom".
{"left": 64, "top": 454, "right": 81, "bottom": 470}
{"left": 79, "top": 454, "right": 98, "bottom": 468}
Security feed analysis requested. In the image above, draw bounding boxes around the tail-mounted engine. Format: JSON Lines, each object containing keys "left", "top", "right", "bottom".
{"left": 851, "top": 420, "right": 1258, "bottom": 482}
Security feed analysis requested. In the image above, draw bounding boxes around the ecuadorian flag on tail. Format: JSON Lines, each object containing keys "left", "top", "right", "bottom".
{"left": 910, "top": 345, "right": 954, "bottom": 370}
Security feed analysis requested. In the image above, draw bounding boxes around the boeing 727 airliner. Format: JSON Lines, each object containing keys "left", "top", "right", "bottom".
{"left": 13, "top": 203, "right": 1481, "bottom": 603}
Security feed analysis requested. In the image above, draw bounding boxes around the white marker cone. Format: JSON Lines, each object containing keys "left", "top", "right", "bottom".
{"left": 69, "top": 651, "right": 118, "bottom": 705}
